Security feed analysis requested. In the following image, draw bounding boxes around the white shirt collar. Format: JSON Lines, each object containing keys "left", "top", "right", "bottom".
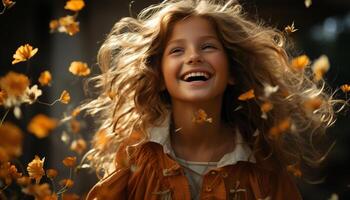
{"left": 147, "top": 114, "right": 256, "bottom": 168}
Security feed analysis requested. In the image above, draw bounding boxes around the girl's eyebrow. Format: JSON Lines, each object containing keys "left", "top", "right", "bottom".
{"left": 167, "top": 35, "right": 219, "bottom": 45}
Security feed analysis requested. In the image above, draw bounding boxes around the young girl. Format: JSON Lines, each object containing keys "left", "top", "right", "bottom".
{"left": 83, "top": 0, "right": 341, "bottom": 199}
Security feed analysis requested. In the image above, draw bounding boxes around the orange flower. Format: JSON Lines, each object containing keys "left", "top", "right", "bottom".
{"left": 287, "top": 163, "right": 302, "bottom": 177}
{"left": 38, "top": 70, "right": 52, "bottom": 86}
{"left": 27, "top": 114, "right": 58, "bottom": 138}
{"left": 60, "top": 90, "right": 71, "bottom": 104}
{"left": 69, "top": 61, "right": 90, "bottom": 76}
{"left": 22, "top": 183, "right": 52, "bottom": 198}
{"left": 70, "top": 138, "right": 87, "bottom": 154}
{"left": 62, "top": 193, "right": 80, "bottom": 200}
{"left": 0, "top": 122, "right": 23, "bottom": 161}
{"left": 192, "top": 109, "right": 212, "bottom": 124}
{"left": 311, "top": 55, "right": 330, "bottom": 81}
{"left": 340, "top": 84, "right": 350, "bottom": 93}
{"left": 284, "top": 22, "right": 298, "bottom": 34}
{"left": 0, "top": 72, "right": 29, "bottom": 97}
{"left": 291, "top": 55, "right": 309, "bottom": 71}
{"left": 238, "top": 89, "right": 255, "bottom": 101}
{"left": 71, "top": 107, "right": 80, "bottom": 117}
{"left": 46, "top": 169, "right": 58, "bottom": 179}
{"left": 58, "top": 15, "right": 80, "bottom": 36}
{"left": 3, "top": 0, "right": 16, "bottom": 8}
{"left": 268, "top": 118, "right": 291, "bottom": 139}
{"left": 70, "top": 119, "right": 80, "bottom": 133}
{"left": 59, "top": 178, "right": 74, "bottom": 188}
{"left": 304, "top": 97, "right": 323, "bottom": 112}
{"left": 17, "top": 176, "right": 31, "bottom": 186}
{"left": 0, "top": 89, "right": 7, "bottom": 105}
{"left": 27, "top": 155, "right": 45, "bottom": 184}
{"left": 64, "top": 0, "right": 85, "bottom": 12}
{"left": 94, "top": 129, "right": 108, "bottom": 150}
{"left": 49, "top": 20, "right": 59, "bottom": 32}
{"left": 62, "top": 156, "right": 77, "bottom": 168}
{"left": 12, "top": 44, "right": 38, "bottom": 65}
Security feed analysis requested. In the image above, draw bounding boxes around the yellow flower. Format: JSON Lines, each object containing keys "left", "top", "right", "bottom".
{"left": 70, "top": 138, "right": 87, "bottom": 154}
{"left": 59, "top": 178, "right": 74, "bottom": 188}
{"left": 311, "top": 55, "right": 330, "bottom": 81}
{"left": 27, "top": 155, "right": 45, "bottom": 184}
{"left": 260, "top": 101, "right": 273, "bottom": 119}
{"left": 12, "top": 44, "right": 38, "bottom": 65}
{"left": 0, "top": 71, "right": 29, "bottom": 97}
{"left": 64, "top": 0, "right": 85, "bottom": 12}
{"left": 340, "top": 84, "right": 350, "bottom": 93}
{"left": 238, "top": 89, "right": 255, "bottom": 101}
{"left": 192, "top": 109, "right": 212, "bottom": 124}
{"left": 23, "top": 85, "right": 42, "bottom": 104}
{"left": 68, "top": 61, "right": 90, "bottom": 76}
{"left": 38, "top": 70, "right": 52, "bottom": 86}
{"left": 71, "top": 107, "right": 80, "bottom": 117}
{"left": 46, "top": 169, "right": 58, "bottom": 179}
{"left": 49, "top": 20, "right": 59, "bottom": 32}
{"left": 62, "top": 156, "right": 77, "bottom": 168}
{"left": 0, "top": 122, "right": 23, "bottom": 161}
{"left": 27, "top": 114, "right": 58, "bottom": 138}
{"left": 58, "top": 15, "right": 80, "bottom": 36}
{"left": 60, "top": 90, "right": 71, "bottom": 104}
{"left": 291, "top": 55, "right": 310, "bottom": 71}
{"left": 268, "top": 118, "right": 291, "bottom": 139}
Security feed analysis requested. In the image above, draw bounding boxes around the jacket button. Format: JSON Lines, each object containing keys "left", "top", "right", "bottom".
{"left": 221, "top": 172, "right": 228, "bottom": 178}
{"left": 205, "top": 186, "right": 212, "bottom": 192}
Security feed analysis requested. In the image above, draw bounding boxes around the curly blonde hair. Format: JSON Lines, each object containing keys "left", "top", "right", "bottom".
{"left": 82, "top": 0, "right": 345, "bottom": 177}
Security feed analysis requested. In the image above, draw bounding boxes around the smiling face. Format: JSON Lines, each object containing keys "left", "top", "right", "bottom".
{"left": 161, "top": 16, "right": 232, "bottom": 104}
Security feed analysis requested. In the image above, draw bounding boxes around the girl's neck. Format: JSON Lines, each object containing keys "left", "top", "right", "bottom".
{"left": 170, "top": 100, "right": 235, "bottom": 162}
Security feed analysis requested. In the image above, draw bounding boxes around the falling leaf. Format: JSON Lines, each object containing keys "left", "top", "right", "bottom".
{"left": 304, "top": 0, "right": 312, "bottom": 8}
{"left": 0, "top": 71, "right": 30, "bottom": 97}
{"left": 38, "top": 70, "right": 52, "bottom": 86}
{"left": 68, "top": 61, "right": 91, "bottom": 76}
{"left": 62, "top": 156, "right": 77, "bottom": 168}
{"left": 260, "top": 101, "right": 273, "bottom": 119}
{"left": 192, "top": 109, "right": 213, "bottom": 124}
{"left": 284, "top": 22, "right": 298, "bottom": 34}
{"left": 60, "top": 90, "right": 71, "bottom": 104}
{"left": 340, "top": 84, "right": 350, "bottom": 93}
{"left": 64, "top": 0, "right": 85, "bottom": 12}
{"left": 0, "top": 122, "right": 23, "bottom": 161}
{"left": 268, "top": 118, "right": 291, "bottom": 139}
{"left": 12, "top": 44, "right": 38, "bottom": 65}
{"left": 27, "top": 114, "right": 58, "bottom": 138}
{"left": 238, "top": 89, "right": 255, "bottom": 101}
{"left": 27, "top": 155, "right": 45, "bottom": 184}
{"left": 70, "top": 138, "right": 87, "bottom": 154}
{"left": 312, "top": 55, "right": 330, "bottom": 81}
{"left": 291, "top": 55, "right": 310, "bottom": 71}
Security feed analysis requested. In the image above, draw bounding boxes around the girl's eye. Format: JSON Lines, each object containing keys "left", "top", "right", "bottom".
{"left": 202, "top": 43, "right": 216, "bottom": 50}
{"left": 170, "top": 48, "right": 183, "bottom": 54}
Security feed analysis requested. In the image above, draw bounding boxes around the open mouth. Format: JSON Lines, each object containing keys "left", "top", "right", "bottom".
{"left": 181, "top": 72, "right": 211, "bottom": 82}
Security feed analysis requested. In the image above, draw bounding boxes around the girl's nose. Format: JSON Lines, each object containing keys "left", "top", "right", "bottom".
{"left": 186, "top": 48, "right": 203, "bottom": 64}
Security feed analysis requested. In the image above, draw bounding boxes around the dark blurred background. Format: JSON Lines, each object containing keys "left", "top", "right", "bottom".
{"left": 0, "top": 0, "right": 349, "bottom": 199}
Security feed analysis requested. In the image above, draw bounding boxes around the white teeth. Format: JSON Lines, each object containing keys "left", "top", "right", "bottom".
{"left": 183, "top": 72, "right": 210, "bottom": 81}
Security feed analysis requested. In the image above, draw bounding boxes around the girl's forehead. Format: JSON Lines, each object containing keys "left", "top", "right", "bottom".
{"left": 167, "top": 16, "right": 218, "bottom": 41}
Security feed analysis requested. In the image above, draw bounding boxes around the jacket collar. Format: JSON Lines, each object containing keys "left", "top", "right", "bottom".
{"left": 147, "top": 114, "right": 256, "bottom": 168}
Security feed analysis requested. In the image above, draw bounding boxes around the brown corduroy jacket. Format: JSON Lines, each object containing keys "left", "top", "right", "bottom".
{"left": 86, "top": 139, "right": 302, "bottom": 200}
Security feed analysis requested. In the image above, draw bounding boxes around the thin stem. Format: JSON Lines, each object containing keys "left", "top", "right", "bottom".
{"left": 56, "top": 167, "right": 73, "bottom": 195}
{"left": 0, "top": 109, "right": 10, "bottom": 126}
{"left": 36, "top": 99, "right": 60, "bottom": 106}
